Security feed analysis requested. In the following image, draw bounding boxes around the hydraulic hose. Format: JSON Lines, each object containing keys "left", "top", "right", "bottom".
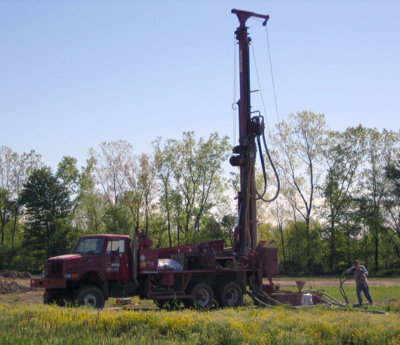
{"left": 339, "top": 272, "right": 351, "bottom": 305}
{"left": 301, "top": 289, "right": 345, "bottom": 306}
{"left": 246, "top": 291, "right": 275, "bottom": 308}
{"left": 250, "top": 114, "right": 280, "bottom": 203}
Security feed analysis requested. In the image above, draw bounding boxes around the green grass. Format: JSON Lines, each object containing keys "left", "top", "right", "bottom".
{"left": 278, "top": 281, "right": 400, "bottom": 311}
{"left": 319, "top": 285, "right": 400, "bottom": 308}
{"left": 1, "top": 303, "right": 400, "bottom": 345}
{"left": 1, "top": 283, "right": 400, "bottom": 345}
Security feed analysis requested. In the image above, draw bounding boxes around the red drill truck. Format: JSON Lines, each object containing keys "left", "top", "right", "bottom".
{"left": 31, "top": 230, "right": 278, "bottom": 308}
{"left": 31, "top": 10, "right": 314, "bottom": 309}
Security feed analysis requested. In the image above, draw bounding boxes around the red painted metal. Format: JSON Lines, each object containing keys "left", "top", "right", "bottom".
{"left": 259, "top": 246, "right": 279, "bottom": 277}
{"left": 138, "top": 249, "right": 158, "bottom": 271}
{"left": 30, "top": 278, "right": 66, "bottom": 289}
{"left": 231, "top": 9, "right": 269, "bottom": 253}
{"left": 272, "top": 292, "right": 305, "bottom": 306}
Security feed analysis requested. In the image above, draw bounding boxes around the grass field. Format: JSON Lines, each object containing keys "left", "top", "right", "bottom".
{"left": 1, "top": 280, "right": 400, "bottom": 345}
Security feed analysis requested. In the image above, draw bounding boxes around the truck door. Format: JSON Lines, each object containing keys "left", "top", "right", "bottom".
{"left": 105, "top": 238, "right": 127, "bottom": 282}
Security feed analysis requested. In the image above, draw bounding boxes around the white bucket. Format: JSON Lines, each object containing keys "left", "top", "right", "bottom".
{"left": 302, "top": 293, "right": 313, "bottom": 305}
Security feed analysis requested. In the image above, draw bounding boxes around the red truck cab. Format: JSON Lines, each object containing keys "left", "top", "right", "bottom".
{"left": 31, "top": 234, "right": 136, "bottom": 308}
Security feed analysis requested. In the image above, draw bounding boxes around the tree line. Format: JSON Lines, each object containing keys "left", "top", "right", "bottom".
{"left": 1, "top": 112, "right": 399, "bottom": 275}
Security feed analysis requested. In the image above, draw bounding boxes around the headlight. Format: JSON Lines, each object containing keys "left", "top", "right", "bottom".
{"left": 64, "top": 273, "right": 78, "bottom": 279}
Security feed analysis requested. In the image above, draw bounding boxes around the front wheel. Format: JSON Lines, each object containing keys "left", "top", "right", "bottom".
{"left": 75, "top": 286, "right": 105, "bottom": 308}
{"left": 44, "top": 289, "right": 69, "bottom": 306}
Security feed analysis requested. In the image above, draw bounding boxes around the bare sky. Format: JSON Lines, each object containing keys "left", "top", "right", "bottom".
{"left": 1, "top": 0, "right": 399, "bottom": 170}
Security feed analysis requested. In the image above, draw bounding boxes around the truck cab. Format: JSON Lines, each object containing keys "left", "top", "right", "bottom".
{"left": 31, "top": 234, "right": 137, "bottom": 308}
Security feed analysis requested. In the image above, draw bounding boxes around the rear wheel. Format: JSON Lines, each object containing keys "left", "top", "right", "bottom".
{"left": 75, "top": 286, "right": 105, "bottom": 308}
{"left": 220, "top": 282, "right": 243, "bottom": 307}
{"left": 189, "top": 283, "right": 214, "bottom": 309}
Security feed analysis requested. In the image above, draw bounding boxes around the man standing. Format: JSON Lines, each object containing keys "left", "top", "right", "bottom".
{"left": 344, "top": 260, "right": 373, "bottom": 306}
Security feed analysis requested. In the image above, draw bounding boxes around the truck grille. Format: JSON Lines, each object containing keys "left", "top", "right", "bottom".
{"left": 46, "top": 260, "right": 64, "bottom": 277}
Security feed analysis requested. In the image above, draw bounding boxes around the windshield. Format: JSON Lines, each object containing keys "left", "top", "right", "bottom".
{"left": 74, "top": 238, "right": 104, "bottom": 255}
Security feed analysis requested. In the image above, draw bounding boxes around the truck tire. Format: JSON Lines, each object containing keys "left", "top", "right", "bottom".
{"left": 189, "top": 283, "right": 214, "bottom": 309}
{"left": 44, "top": 289, "right": 69, "bottom": 306}
{"left": 44, "top": 289, "right": 58, "bottom": 305}
{"left": 220, "top": 282, "right": 243, "bottom": 307}
{"left": 75, "top": 286, "right": 105, "bottom": 308}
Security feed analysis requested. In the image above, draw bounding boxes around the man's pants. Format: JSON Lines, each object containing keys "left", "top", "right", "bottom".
{"left": 356, "top": 283, "right": 373, "bottom": 304}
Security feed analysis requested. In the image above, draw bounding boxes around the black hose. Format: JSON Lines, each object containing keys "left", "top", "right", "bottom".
{"left": 340, "top": 272, "right": 351, "bottom": 305}
{"left": 302, "top": 289, "right": 345, "bottom": 307}
{"left": 251, "top": 115, "right": 280, "bottom": 203}
{"left": 246, "top": 291, "right": 275, "bottom": 308}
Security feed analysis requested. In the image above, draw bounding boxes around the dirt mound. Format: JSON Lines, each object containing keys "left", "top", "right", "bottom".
{"left": 0, "top": 270, "right": 32, "bottom": 279}
{"left": 0, "top": 278, "right": 31, "bottom": 294}
{"left": 0, "top": 271, "right": 34, "bottom": 294}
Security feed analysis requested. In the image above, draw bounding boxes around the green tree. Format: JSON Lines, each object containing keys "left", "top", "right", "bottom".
{"left": 11, "top": 150, "right": 43, "bottom": 245}
{"left": 269, "top": 198, "right": 289, "bottom": 268}
{"left": 0, "top": 147, "right": 42, "bottom": 269}
{"left": 219, "top": 214, "right": 236, "bottom": 246}
{"left": 74, "top": 158, "right": 106, "bottom": 235}
{"left": 121, "top": 151, "right": 157, "bottom": 234}
{"left": 0, "top": 146, "right": 16, "bottom": 246}
{"left": 153, "top": 132, "right": 230, "bottom": 244}
{"left": 89, "top": 140, "right": 133, "bottom": 205}
{"left": 0, "top": 188, "right": 12, "bottom": 246}
{"left": 56, "top": 156, "right": 80, "bottom": 202}
{"left": 320, "top": 126, "right": 367, "bottom": 271}
{"left": 153, "top": 137, "right": 175, "bottom": 246}
{"left": 385, "top": 160, "right": 400, "bottom": 238}
{"left": 270, "top": 111, "right": 327, "bottom": 271}
{"left": 384, "top": 160, "right": 400, "bottom": 262}
{"left": 137, "top": 153, "right": 157, "bottom": 234}
{"left": 192, "top": 215, "right": 227, "bottom": 243}
{"left": 282, "top": 221, "right": 308, "bottom": 274}
{"left": 358, "top": 129, "right": 400, "bottom": 270}
{"left": 21, "top": 167, "right": 73, "bottom": 263}
{"left": 102, "top": 204, "right": 132, "bottom": 235}
{"left": 89, "top": 140, "right": 138, "bottom": 236}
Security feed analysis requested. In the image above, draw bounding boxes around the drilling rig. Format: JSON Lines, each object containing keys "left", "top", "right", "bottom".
{"left": 230, "top": 9, "right": 271, "bottom": 255}
{"left": 31, "top": 10, "right": 322, "bottom": 309}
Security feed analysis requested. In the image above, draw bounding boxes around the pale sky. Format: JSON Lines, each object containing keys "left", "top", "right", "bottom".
{"left": 1, "top": 0, "right": 399, "bottom": 171}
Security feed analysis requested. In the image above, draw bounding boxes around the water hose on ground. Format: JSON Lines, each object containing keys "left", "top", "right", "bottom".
{"left": 245, "top": 275, "right": 388, "bottom": 315}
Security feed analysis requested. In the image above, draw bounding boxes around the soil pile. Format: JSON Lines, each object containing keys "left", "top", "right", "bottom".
{"left": 0, "top": 270, "right": 33, "bottom": 294}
